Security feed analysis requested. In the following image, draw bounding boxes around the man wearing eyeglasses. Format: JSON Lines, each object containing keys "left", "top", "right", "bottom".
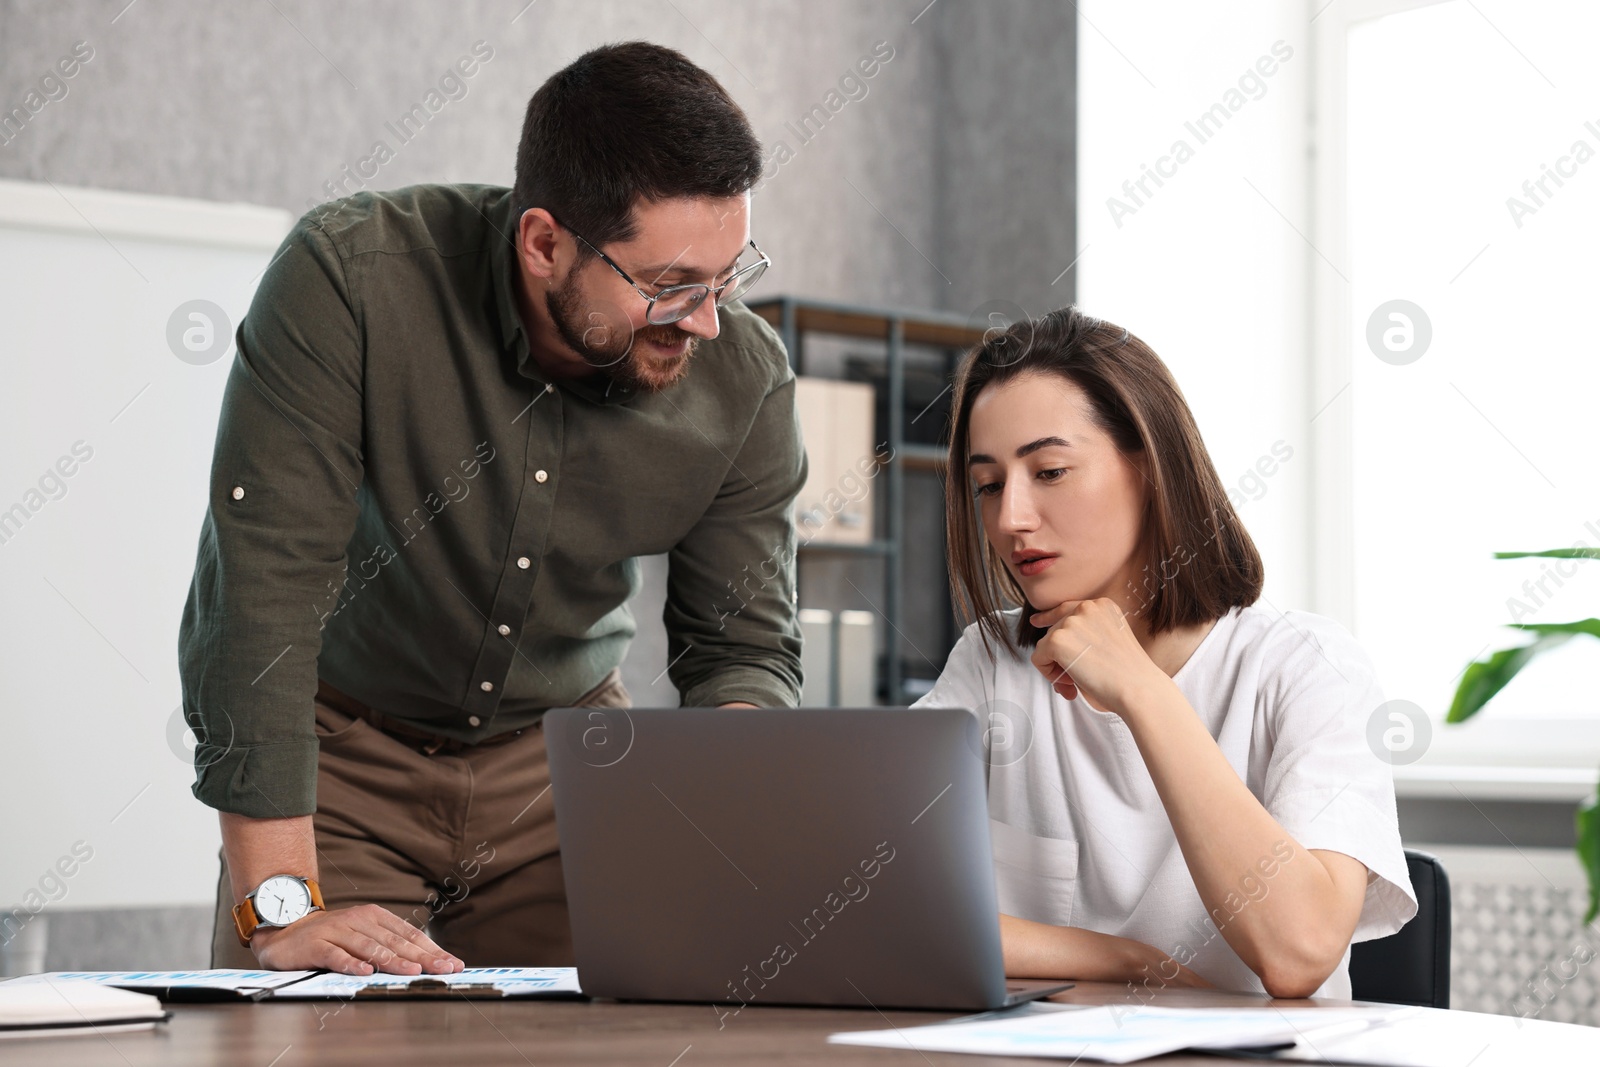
{"left": 179, "top": 41, "right": 805, "bottom": 976}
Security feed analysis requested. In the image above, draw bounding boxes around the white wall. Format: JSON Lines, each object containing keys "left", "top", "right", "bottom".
{"left": 1076, "top": 0, "right": 1313, "bottom": 615}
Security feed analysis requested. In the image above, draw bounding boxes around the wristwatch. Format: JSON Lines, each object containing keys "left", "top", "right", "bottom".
{"left": 233, "top": 874, "right": 325, "bottom": 946}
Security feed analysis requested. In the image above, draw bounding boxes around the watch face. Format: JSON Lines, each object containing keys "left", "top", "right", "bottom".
{"left": 255, "top": 875, "right": 314, "bottom": 926}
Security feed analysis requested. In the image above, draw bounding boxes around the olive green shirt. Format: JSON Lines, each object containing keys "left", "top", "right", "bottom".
{"left": 179, "top": 182, "right": 806, "bottom": 819}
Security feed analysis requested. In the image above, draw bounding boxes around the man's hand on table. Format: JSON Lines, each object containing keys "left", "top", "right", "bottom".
{"left": 252, "top": 904, "right": 465, "bottom": 976}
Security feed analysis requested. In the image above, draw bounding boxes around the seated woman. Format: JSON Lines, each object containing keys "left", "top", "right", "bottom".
{"left": 913, "top": 306, "right": 1416, "bottom": 999}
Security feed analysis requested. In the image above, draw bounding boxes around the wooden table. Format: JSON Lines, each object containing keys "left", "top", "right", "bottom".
{"left": 6, "top": 981, "right": 1357, "bottom": 1065}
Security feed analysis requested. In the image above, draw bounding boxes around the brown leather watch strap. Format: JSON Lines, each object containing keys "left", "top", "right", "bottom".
{"left": 232, "top": 876, "right": 325, "bottom": 948}
{"left": 231, "top": 897, "right": 260, "bottom": 947}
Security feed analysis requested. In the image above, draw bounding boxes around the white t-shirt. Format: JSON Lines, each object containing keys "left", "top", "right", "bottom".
{"left": 912, "top": 602, "right": 1417, "bottom": 998}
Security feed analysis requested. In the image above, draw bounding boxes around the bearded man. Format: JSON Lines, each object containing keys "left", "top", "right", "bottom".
{"left": 179, "top": 40, "right": 804, "bottom": 975}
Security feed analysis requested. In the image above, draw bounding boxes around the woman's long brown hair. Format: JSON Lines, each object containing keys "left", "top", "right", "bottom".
{"left": 944, "top": 306, "right": 1264, "bottom": 662}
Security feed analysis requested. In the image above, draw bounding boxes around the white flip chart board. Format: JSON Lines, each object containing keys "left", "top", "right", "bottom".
{"left": 0, "top": 178, "right": 290, "bottom": 909}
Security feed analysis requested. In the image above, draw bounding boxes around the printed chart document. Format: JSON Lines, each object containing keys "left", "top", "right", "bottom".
{"left": 830, "top": 1002, "right": 1415, "bottom": 1063}
{"left": 4, "top": 967, "right": 581, "bottom": 1001}
{"left": 0, "top": 978, "right": 170, "bottom": 1039}
{"left": 3, "top": 969, "right": 315, "bottom": 1001}
{"left": 269, "top": 967, "right": 583, "bottom": 999}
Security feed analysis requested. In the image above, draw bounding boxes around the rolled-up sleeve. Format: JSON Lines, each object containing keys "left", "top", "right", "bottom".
{"left": 178, "top": 215, "right": 365, "bottom": 818}
{"left": 663, "top": 370, "right": 807, "bottom": 709}
{"left": 1260, "top": 616, "right": 1418, "bottom": 943}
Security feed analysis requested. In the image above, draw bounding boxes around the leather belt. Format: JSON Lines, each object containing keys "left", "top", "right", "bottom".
{"left": 315, "top": 680, "right": 527, "bottom": 756}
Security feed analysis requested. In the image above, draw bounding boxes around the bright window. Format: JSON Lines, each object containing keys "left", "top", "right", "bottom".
{"left": 1345, "top": 1, "right": 1600, "bottom": 734}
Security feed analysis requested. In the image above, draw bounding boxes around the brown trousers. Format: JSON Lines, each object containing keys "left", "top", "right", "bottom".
{"left": 210, "top": 668, "right": 632, "bottom": 968}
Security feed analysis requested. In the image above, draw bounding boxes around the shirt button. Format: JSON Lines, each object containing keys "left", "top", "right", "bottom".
{"left": 231, "top": 486, "right": 245, "bottom": 500}
{"left": 468, "top": 715, "right": 481, "bottom": 727}
{"left": 534, "top": 470, "right": 548, "bottom": 484}
{"left": 517, "top": 556, "right": 531, "bottom": 569}
{"left": 497, "top": 624, "right": 510, "bottom": 636}
{"left": 480, "top": 681, "right": 494, "bottom": 692}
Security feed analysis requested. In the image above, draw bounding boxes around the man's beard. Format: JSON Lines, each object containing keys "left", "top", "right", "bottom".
{"left": 545, "top": 274, "right": 698, "bottom": 394}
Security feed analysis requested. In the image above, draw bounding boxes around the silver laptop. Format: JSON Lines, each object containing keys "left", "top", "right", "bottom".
{"left": 544, "top": 705, "right": 1070, "bottom": 1012}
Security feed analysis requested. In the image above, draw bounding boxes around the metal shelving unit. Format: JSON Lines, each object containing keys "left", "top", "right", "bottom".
{"left": 747, "top": 296, "right": 990, "bottom": 705}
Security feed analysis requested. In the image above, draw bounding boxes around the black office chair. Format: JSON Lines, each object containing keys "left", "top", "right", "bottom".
{"left": 1348, "top": 848, "right": 1451, "bottom": 1009}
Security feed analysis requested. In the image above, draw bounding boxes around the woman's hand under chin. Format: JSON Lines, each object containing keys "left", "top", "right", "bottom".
{"left": 1027, "top": 597, "right": 1168, "bottom": 717}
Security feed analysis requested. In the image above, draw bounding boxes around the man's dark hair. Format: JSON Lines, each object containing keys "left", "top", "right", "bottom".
{"left": 512, "top": 41, "right": 762, "bottom": 251}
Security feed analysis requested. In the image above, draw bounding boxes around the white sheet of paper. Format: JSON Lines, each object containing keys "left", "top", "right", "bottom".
{"left": 268, "top": 966, "right": 582, "bottom": 999}
{"left": 3, "top": 969, "right": 315, "bottom": 995}
{"left": 829, "top": 1003, "right": 1412, "bottom": 1064}
{"left": 1271, "top": 1005, "right": 1600, "bottom": 1067}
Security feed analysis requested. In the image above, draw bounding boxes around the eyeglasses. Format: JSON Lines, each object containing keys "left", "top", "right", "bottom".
{"left": 562, "top": 225, "right": 771, "bottom": 326}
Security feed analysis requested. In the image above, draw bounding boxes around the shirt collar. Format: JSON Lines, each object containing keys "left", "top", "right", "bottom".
{"left": 488, "top": 190, "right": 637, "bottom": 407}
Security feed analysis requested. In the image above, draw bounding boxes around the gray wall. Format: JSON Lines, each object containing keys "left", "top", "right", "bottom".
{"left": 933, "top": 1, "right": 1078, "bottom": 315}
{"left": 1, "top": 0, "right": 1076, "bottom": 707}
{"left": 0, "top": 0, "right": 1074, "bottom": 308}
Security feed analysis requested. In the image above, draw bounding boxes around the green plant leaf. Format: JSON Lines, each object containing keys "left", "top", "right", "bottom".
{"left": 1509, "top": 618, "right": 1600, "bottom": 640}
{"left": 1448, "top": 618, "right": 1600, "bottom": 724}
{"left": 1446, "top": 633, "right": 1575, "bottom": 724}
{"left": 1579, "top": 783, "right": 1600, "bottom": 926}
{"left": 1462, "top": 549, "right": 1600, "bottom": 927}
{"left": 1494, "top": 548, "right": 1600, "bottom": 561}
